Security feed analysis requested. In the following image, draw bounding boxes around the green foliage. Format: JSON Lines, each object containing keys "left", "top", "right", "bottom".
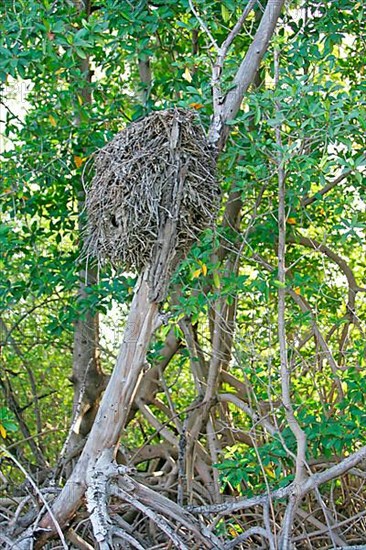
{"left": 0, "top": 0, "right": 365, "bottom": 513}
{"left": 0, "top": 407, "right": 18, "bottom": 439}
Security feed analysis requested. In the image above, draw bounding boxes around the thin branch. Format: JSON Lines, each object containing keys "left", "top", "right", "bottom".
{"left": 0, "top": 317, "right": 44, "bottom": 445}
{"left": 189, "top": 445, "right": 366, "bottom": 516}
{"left": 293, "top": 509, "right": 366, "bottom": 544}
{"left": 263, "top": 501, "right": 276, "bottom": 550}
{"left": 295, "top": 508, "right": 346, "bottom": 547}
{"left": 252, "top": 253, "right": 344, "bottom": 395}
{"left": 111, "top": 487, "right": 188, "bottom": 550}
{"left": 313, "top": 486, "right": 346, "bottom": 548}
{"left": 114, "top": 466, "right": 220, "bottom": 547}
{"left": 128, "top": 400, "right": 204, "bottom": 465}
{"left": 301, "top": 169, "right": 352, "bottom": 207}
{"left": 274, "top": 47, "right": 307, "bottom": 486}
{"left": 221, "top": 1, "right": 258, "bottom": 57}
{"left": 223, "top": 526, "right": 269, "bottom": 549}
{"left": 288, "top": 232, "right": 365, "bottom": 365}
{"left": 287, "top": 234, "right": 365, "bottom": 295}
{"left": 179, "top": 318, "right": 206, "bottom": 393}
{"left": 0, "top": 374, "right": 46, "bottom": 467}
{"left": 113, "top": 527, "right": 145, "bottom": 550}
{"left": 189, "top": 482, "right": 293, "bottom": 515}
{"left": 1, "top": 447, "right": 68, "bottom": 550}
{"left": 211, "top": 1, "right": 257, "bottom": 119}
{"left": 0, "top": 299, "right": 59, "bottom": 345}
{"left": 218, "top": 393, "right": 277, "bottom": 436}
{"left": 274, "top": 49, "right": 307, "bottom": 548}
{"left": 188, "top": 0, "right": 219, "bottom": 51}
{"left": 288, "top": 288, "right": 344, "bottom": 393}
{"left": 136, "top": 398, "right": 179, "bottom": 447}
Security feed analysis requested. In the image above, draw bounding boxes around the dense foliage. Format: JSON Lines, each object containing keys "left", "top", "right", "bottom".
{"left": 1, "top": 0, "right": 365, "bottom": 548}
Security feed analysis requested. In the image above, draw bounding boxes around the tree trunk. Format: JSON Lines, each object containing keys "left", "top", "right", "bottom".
{"left": 33, "top": 273, "right": 159, "bottom": 547}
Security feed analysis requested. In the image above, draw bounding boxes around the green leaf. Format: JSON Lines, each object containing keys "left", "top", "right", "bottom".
{"left": 221, "top": 4, "right": 230, "bottom": 23}
{"left": 273, "top": 280, "right": 287, "bottom": 289}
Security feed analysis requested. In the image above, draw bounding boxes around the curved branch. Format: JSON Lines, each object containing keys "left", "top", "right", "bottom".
{"left": 223, "top": 526, "right": 269, "bottom": 549}
{"left": 218, "top": 393, "right": 277, "bottom": 436}
{"left": 211, "top": 1, "right": 258, "bottom": 118}
{"left": 189, "top": 445, "right": 366, "bottom": 516}
{"left": 301, "top": 170, "right": 352, "bottom": 207}
{"left": 288, "top": 234, "right": 365, "bottom": 296}
{"left": 253, "top": 253, "right": 343, "bottom": 398}
{"left": 288, "top": 233, "right": 365, "bottom": 365}
{"left": 188, "top": 0, "right": 219, "bottom": 51}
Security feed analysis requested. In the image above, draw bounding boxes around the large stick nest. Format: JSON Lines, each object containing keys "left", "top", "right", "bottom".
{"left": 84, "top": 108, "right": 219, "bottom": 300}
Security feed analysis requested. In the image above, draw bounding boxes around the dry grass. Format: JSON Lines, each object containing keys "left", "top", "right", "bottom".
{"left": 84, "top": 108, "right": 219, "bottom": 299}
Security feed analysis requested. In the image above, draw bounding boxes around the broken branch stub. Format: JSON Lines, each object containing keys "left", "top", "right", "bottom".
{"left": 85, "top": 108, "right": 219, "bottom": 301}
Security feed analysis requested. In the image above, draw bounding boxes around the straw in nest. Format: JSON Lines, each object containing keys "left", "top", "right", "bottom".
{"left": 84, "top": 108, "right": 219, "bottom": 301}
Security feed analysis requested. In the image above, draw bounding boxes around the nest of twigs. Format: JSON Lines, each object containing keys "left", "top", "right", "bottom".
{"left": 84, "top": 108, "right": 219, "bottom": 300}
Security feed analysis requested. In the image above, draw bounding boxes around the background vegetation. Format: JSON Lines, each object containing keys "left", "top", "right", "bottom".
{"left": 0, "top": 0, "right": 365, "bottom": 548}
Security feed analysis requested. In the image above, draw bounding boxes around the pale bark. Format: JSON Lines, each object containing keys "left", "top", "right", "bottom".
{"left": 208, "top": 0, "right": 286, "bottom": 148}
{"left": 189, "top": 445, "right": 366, "bottom": 517}
{"left": 33, "top": 274, "right": 158, "bottom": 546}
{"left": 274, "top": 48, "right": 307, "bottom": 548}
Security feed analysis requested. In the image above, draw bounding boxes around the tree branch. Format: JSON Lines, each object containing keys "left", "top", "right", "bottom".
{"left": 288, "top": 234, "right": 365, "bottom": 295}
{"left": 274, "top": 49, "right": 307, "bottom": 547}
{"left": 252, "top": 253, "right": 344, "bottom": 396}
{"left": 211, "top": 1, "right": 257, "bottom": 123}
{"left": 189, "top": 445, "right": 366, "bottom": 516}
{"left": 188, "top": 0, "right": 219, "bottom": 51}
{"left": 301, "top": 169, "right": 352, "bottom": 207}
{"left": 223, "top": 526, "right": 269, "bottom": 549}
{"left": 209, "top": 0, "right": 286, "bottom": 147}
